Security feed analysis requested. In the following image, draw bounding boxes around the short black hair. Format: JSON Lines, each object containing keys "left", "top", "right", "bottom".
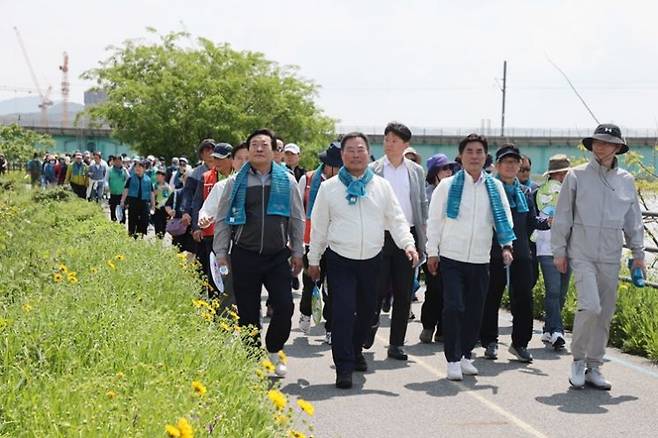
{"left": 340, "top": 132, "right": 370, "bottom": 150}
{"left": 458, "top": 133, "right": 488, "bottom": 154}
{"left": 384, "top": 122, "right": 412, "bottom": 142}
{"left": 247, "top": 129, "right": 277, "bottom": 151}
{"left": 521, "top": 154, "right": 532, "bottom": 166}
{"left": 232, "top": 142, "right": 249, "bottom": 158}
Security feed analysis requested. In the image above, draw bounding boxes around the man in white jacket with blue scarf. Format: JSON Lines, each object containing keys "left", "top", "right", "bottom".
{"left": 426, "top": 133, "right": 514, "bottom": 381}
{"left": 308, "top": 132, "right": 418, "bottom": 389}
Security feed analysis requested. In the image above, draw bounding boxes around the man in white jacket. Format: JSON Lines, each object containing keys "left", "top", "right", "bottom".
{"left": 308, "top": 132, "right": 418, "bottom": 389}
{"left": 426, "top": 134, "right": 514, "bottom": 381}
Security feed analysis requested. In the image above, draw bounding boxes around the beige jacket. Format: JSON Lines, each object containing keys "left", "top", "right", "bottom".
{"left": 551, "top": 157, "right": 644, "bottom": 263}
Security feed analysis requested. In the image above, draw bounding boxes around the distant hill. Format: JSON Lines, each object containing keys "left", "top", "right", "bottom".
{"left": 0, "top": 96, "right": 86, "bottom": 127}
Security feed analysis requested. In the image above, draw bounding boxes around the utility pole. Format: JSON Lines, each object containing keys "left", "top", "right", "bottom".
{"left": 501, "top": 60, "right": 507, "bottom": 137}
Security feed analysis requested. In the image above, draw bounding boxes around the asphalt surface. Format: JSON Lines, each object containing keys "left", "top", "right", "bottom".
{"left": 272, "top": 287, "right": 658, "bottom": 438}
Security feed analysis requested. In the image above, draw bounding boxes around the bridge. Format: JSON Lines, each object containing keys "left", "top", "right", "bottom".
{"left": 10, "top": 125, "right": 658, "bottom": 174}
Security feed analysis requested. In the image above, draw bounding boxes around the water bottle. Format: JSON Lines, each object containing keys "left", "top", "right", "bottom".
{"left": 219, "top": 265, "right": 229, "bottom": 276}
{"left": 627, "top": 259, "right": 645, "bottom": 288}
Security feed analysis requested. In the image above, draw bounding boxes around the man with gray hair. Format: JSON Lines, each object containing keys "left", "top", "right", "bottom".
{"left": 552, "top": 123, "right": 645, "bottom": 390}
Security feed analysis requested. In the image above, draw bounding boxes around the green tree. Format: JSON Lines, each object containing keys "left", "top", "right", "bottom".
{"left": 81, "top": 29, "right": 335, "bottom": 166}
{"left": 0, "top": 124, "right": 54, "bottom": 162}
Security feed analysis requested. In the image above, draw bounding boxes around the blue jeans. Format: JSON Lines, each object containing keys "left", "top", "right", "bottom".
{"left": 539, "top": 255, "right": 571, "bottom": 334}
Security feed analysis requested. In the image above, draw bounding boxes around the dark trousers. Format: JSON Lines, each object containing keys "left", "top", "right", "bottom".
{"left": 441, "top": 257, "right": 489, "bottom": 362}
{"left": 480, "top": 257, "right": 534, "bottom": 348}
{"left": 421, "top": 262, "right": 444, "bottom": 334}
{"left": 71, "top": 182, "right": 87, "bottom": 199}
{"left": 152, "top": 207, "right": 168, "bottom": 238}
{"left": 326, "top": 248, "right": 382, "bottom": 374}
{"left": 231, "top": 246, "right": 293, "bottom": 353}
{"left": 109, "top": 194, "right": 125, "bottom": 223}
{"left": 127, "top": 199, "right": 149, "bottom": 238}
{"left": 371, "top": 230, "right": 415, "bottom": 347}
{"left": 300, "top": 249, "right": 332, "bottom": 331}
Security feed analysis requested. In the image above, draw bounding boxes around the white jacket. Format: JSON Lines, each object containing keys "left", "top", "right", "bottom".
{"left": 308, "top": 173, "right": 415, "bottom": 265}
{"left": 198, "top": 179, "right": 229, "bottom": 227}
{"left": 426, "top": 172, "right": 513, "bottom": 264}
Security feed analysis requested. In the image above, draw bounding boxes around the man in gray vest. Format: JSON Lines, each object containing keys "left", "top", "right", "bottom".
{"left": 364, "top": 122, "right": 428, "bottom": 361}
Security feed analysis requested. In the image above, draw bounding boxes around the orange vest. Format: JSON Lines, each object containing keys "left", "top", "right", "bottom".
{"left": 201, "top": 169, "right": 220, "bottom": 238}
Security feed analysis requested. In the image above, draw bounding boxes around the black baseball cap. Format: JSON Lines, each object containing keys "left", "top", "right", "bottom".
{"left": 495, "top": 144, "right": 522, "bottom": 162}
{"left": 212, "top": 143, "right": 233, "bottom": 159}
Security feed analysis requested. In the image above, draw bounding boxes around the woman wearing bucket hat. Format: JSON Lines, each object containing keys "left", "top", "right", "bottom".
{"left": 419, "top": 153, "right": 456, "bottom": 344}
{"left": 552, "top": 123, "right": 645, "bottom": 390}
{"left": 534, "top": 154, "right": 572, "bottom": 351}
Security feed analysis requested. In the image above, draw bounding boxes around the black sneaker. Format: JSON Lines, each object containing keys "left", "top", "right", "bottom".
{"left": 508, "top": 345, "right": 533, "bottom": 363}
{"left": 382, "top": 297, "right": 391, "bottom": 313}
{"left": 355, "top": 354, "right": 368, "bottom": 372}
{"left": 291, "top": 277, "right": 300, "bottom": 290}
{"left": 336, "top": 372, "right": 353, "bottom": 389}
{"left": 484, "top": 342, "right": 498, "bottom": 360}
{"left": 362, "top": 324, "right": 378, "bottom": 349}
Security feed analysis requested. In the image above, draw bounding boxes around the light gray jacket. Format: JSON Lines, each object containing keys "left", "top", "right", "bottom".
{"left": 370, "top": 157, "right": 428, "bottom": 254}
{"left": 551, "top": 157, "right": 644, "bottom": 264}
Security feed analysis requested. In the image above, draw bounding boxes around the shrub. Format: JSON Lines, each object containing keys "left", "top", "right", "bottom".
{"left": 0, "top": 181, "right": 305, "bottom": 437}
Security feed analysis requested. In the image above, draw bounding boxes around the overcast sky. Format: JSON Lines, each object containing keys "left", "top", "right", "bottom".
{"left": 3, "top": 0, "right": 658, "bottom": 133}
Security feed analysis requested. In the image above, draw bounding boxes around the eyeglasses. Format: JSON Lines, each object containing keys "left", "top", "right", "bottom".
{"left": 519, "top": 167, "right": 531, "bottom": 172}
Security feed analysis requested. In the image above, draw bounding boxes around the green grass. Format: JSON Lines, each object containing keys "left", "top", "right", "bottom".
{"left": 0, "top": 176, "right": 310, "bottom": 437}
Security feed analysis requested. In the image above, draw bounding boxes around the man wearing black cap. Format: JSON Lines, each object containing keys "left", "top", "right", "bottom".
{"left": 297, "top": 142, "right": 343, "bottom": 342}
{"left": 192, "top": 142, "right": 233, "bottom": 298}
{"left": 480, "top": 144, "right": 549, "bottom": 363}
{"left": 552, "top": 123, "right": 645, "bottom": 390}
{"left": 181, "top": 139, "right": 216, "bottom": 252}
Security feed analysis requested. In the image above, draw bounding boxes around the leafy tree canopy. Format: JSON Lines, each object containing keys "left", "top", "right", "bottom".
{"left": 81, "top": 29, "right": 335, "bottom": 167}
{"left": 0, "top": 124, "right": 54, "bottom": 162}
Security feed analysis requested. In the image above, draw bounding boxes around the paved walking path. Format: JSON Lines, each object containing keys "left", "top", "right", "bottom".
{"left": 275, "top": 288, "right": 658, "bottom": 438}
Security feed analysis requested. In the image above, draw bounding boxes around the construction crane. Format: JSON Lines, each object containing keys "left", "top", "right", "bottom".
{"left": 13, "top": 26, "right": 53, "bottom": 127}
{"left": 59, "top": 52, "right": 70, "bottom": 127}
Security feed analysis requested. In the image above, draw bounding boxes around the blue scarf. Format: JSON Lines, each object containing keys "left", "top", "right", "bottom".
{"left": 225, "top": 162, "right": 290, "bottom": 225}
{"left": 306, "top": 165, "right": 324, "bottom": 219}
{"left": 498, "top": 176, "right": 529, "bottom": 213}
{"left": 446, "top": 170, "right": 516, "bottom": 245}
{"left": 338, "top": 166, "right": 374, "bottom": 205}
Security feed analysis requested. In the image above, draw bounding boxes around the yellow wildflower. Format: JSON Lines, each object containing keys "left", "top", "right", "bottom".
{"left": 267, "top": 389, "right": 287, "bottom": 411}
{"left": 22, "top": 303, "right": 33, "bottom": 313}
{"left": 58, "top": 264, "right": 68, "bottom": 273}
{"left": 192, "top": 380, "right": 207, "bottom": 396}
{"left": 67, "top": 272, "right": 77, "bottom": 279}
{"left": 107, "top": 260, "right": 116, "bottom": 270}
{"left": 228, "top": 310, "right": 239, "bottom": 321}
{"left": 201, "top": 312, "right": 213, "bottom": 322}
{"left": 261, "top": 359, "right": 275, "bottom": 373}
{"left": 68, "top": 276, "right": 79, "bottom": 284}
{"left": 219, "top": 321, "right": 231, "bottom": 331}
{"left": 210, "top": 300, "right": 220, "bottom": 310}
{"left": 116, "top": 372, "right": 125, "bottom": 379}
{"left": 106, "top": 390, "right": 117, "bottom": 399}
{"left": 278, "top": 350, "right": 288, "bottom": 365}
{"left": 255, "top": 368, "right": 265, "bottom": 379}
{"left": 233, "top": 325, "right": 241, "bottom": 333}
{"left": 115, "top": 254, "right": 126, "bottom": 261}
{"left": 249, "top": 328, "right": 260, "bottom": 337}
{"left": 176, "top": 253, "right": 187, "bottom": 260}
{"left": 176, "top": 417, "right": 193, "bottom": 438}
{"left": 53, "top": 273, "right": 63, "bottom": 283}
{"left": 165, "top": 424, "right": 181, "bottom": 437}
{"left": 296, "top": 398, "right": 315, "bottom": 416}
{"left": 274, "top": 414, "right": 289, "bottom": 426}
{"left": 288, "top": 430, "right": 306, "bottom": 438}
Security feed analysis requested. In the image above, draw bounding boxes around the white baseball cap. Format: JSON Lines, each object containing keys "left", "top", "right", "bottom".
{"left": 284, "top": 143, "right": 300, "bottom": 155}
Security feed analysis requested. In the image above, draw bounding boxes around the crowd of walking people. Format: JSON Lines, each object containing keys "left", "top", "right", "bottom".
{"left": 21, "top": 122, "right": 645, "bottom": 391}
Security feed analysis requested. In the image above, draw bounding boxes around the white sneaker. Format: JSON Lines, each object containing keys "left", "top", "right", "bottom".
{"left": 541, "top": 332, "right": 552, "bottom": 343}
{"left": 569, "top": 360, "right": 586, "bottom": 388}
{"left": 325, "top": 331, "right": 332, "bottom": 345}
{"left": 460, "top": 357, "right": 478, "bottom": 376}
{"left": 550, "top": 332, "right": 566, "bottom": 350}
{"left": 299, "top": 314, "right": 311, "bottom": 334}
{"left": 269, "top": 352, "right": 288, "bottom": 378}
{"left": 585, "top": 367, "right": 612, "bottom": 390}
{"left": 447, "top": 362, "right": 463, "bottom": 381}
